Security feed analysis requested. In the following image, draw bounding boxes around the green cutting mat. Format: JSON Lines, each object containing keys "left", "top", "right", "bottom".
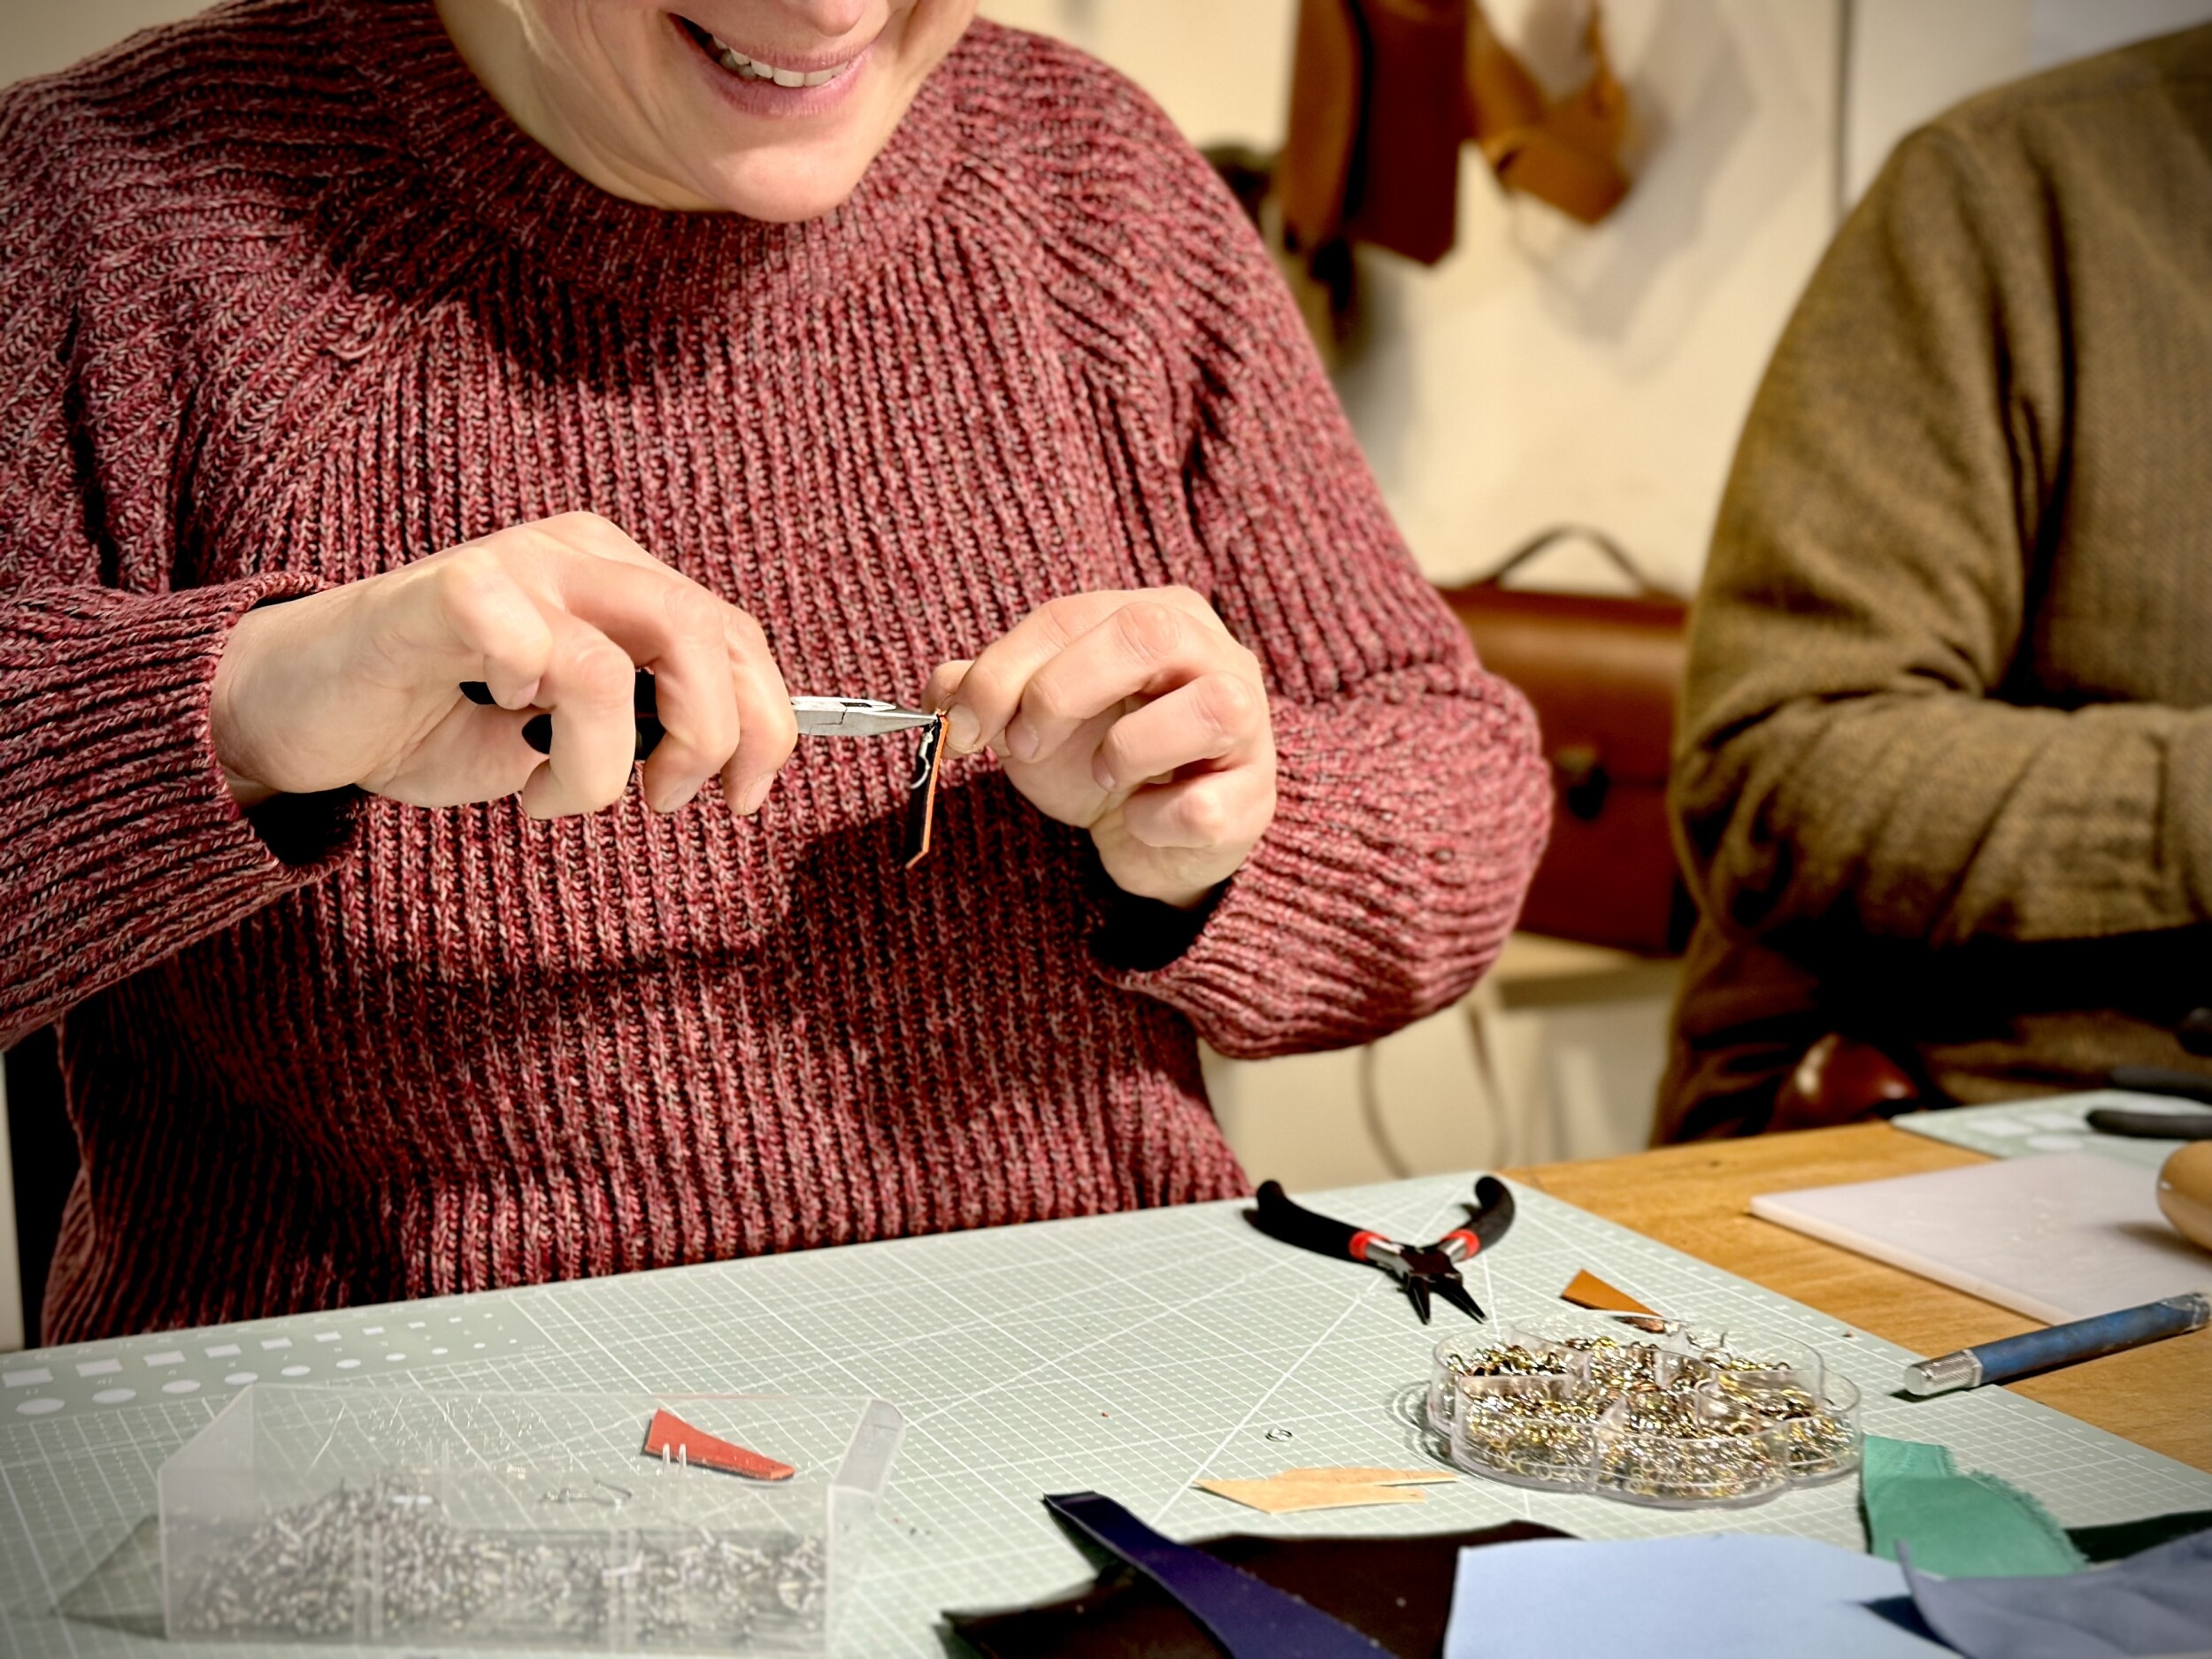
{"left": 1892, "top": 1089, "right": 2203, "bottom": 1168}
{"left": 3, "top": 1175, "right": 2208, "bottom": 1656}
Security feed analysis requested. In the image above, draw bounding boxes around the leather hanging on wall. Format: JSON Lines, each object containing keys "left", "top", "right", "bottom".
{"left": 1436, "top": 528, "right": 1694, "bottom": 958}
{"left": 1279, "top": 0, "right": 1470, "bottom": 266}
{"left": 1466, "top": 4, "right": 1631, "bottom": 227}
{"left": 1279, "top": 0, "right": 1632, "bottom": 268}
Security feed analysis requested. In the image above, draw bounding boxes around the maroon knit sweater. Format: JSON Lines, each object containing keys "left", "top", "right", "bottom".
{"left": 0, "top": 0, "right": 1548, "bottom": 1341}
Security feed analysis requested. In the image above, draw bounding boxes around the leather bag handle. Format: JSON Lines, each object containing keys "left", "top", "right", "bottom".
{"left": 1471, "top": 525, "right": 1681, "bottom": 601}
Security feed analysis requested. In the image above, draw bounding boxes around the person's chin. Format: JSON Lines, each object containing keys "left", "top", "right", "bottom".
{"left": 694, "top": 147, "right": 874, "bottom": 223}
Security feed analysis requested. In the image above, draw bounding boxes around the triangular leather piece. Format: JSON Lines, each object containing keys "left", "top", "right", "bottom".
{"left": 1194, "top": 1479, "right": 1428, "bottom": 1514}
{"left": 1559, "top": 1269, "right": 1658, "bottom": 1317}
{"left": 641, "top": 1407, "right": 795, "bottom": 1481}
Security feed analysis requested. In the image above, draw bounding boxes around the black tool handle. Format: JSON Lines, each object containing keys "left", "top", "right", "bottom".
{"left": 1248, "top": 1181, "right": 1371, "bottom": 1263}
{"left": 1463, "top": 1175, "right": 1517, "bottom": 1249}
{"left": 459, "top": 672, "right": 663, "bottom": 761}
{"left": 2086, "top": 1107, "right": 2212, "bottom": 1141}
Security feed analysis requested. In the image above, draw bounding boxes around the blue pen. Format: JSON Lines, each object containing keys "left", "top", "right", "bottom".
{"left": 1901, "top": 1291, "right": 2210, "bottom": 1395}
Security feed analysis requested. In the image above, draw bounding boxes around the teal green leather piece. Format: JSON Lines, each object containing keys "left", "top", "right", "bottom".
{"left": 1862, "top": 1435, "right": 2086, "bottom": 1578}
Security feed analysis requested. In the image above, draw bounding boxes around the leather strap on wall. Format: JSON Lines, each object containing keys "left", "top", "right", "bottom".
{"left": 1467, "top": 4, "right": 1630, "bottom": 227}
{"left": 1280, "top": 0, "right": 1632, "bottom": 266}
{"left": 1277, "top": 0, "right": 1365, "bottom": 257}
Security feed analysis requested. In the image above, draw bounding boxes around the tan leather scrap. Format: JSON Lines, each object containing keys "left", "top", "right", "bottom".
{"left": 1559, "top": 1269, "right": 1659, "bottom": 1318}
{"left": 1466, "top": 4, "right": 1630, "bottom": 227}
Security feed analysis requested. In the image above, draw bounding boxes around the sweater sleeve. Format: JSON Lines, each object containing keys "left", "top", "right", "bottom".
{"left": 0, "top": 88, "right": 356, "bottom": 1050}
{"left": 1081, "top": 133, "right": 1551, "bottom": 1058}
{"left": 1672, "top": 124, "right": 2212, "bottom": 956}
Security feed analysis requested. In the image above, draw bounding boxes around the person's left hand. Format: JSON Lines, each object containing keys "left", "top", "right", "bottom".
{"left": 926, "top": 588, "right": 1277, "bottom": 910}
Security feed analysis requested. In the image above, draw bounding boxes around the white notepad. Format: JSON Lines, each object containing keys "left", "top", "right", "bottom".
{"left": 1750, "top": 1151, "right": 2212, "bottom": 1323}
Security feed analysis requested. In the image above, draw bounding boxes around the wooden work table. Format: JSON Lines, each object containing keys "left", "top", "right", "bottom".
{"left": 1506, "top": 1121, "right": 2212, "bottom": 1474}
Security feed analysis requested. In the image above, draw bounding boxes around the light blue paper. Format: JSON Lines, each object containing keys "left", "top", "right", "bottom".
{"left": 1442, "top": 1533, "right": 1950, "bottom": 1659}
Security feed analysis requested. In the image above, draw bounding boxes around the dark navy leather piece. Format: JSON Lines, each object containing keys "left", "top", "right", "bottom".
{"left": 1041, "top": 1491, "right": 1385, "bottom": 1659}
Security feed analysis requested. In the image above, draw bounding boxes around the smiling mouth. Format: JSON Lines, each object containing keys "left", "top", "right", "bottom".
{"left": 675, "top": 17, "right": 859, "bottom": 88}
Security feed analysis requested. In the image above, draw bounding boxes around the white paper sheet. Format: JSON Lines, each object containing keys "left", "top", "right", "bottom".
{"left": 1751, "top": 1151, "right": 2212, "bottom": 1323}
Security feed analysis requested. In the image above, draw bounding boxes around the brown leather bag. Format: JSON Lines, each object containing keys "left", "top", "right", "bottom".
{"left": 1437, "top": 528, "right": 1694, "bottom": 956}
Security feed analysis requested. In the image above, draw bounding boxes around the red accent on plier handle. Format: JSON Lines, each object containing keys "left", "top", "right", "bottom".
{"left": 1347, "top": 1230, "right": 1384, "bottom": 1263}
{"left": 1439, "top": 1228, "right": 1479, "bottom": 1257}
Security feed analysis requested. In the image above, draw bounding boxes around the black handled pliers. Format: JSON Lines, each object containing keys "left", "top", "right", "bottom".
{"left": 1246, "top": 1177, "right": 1516, "bottom": 1324}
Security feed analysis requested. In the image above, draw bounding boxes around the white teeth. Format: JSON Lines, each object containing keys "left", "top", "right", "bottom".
{"left": 704, "top": 30, "right": 849, "bottom": 88}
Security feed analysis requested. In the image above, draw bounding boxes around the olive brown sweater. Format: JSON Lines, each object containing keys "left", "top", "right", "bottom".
{"left": 1663, "top": 27, "right": 2212, "bottom": 1137}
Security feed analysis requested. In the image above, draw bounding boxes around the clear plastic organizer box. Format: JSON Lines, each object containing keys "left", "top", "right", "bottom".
{"left": 1425, "top": 1314, "right": 1862, "bottom": 1509}
{"left": 157, "top": 1386, "right": 904, "bottom": 1654}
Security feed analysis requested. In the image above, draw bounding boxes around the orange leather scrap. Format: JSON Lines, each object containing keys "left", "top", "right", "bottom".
{"left": 1559, "top": 1269, "right": 1658, "bottom": 1317}
{"left": 902, "top": 712, "right": 949, "bottom": 869}
{"left": 641, "top": 1408, "right": 795, "bottom": 1482}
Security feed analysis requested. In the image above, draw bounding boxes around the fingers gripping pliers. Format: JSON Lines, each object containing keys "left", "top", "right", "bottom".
{"left": 1247, "top": 1177, "right": 1517, "bottom": 1324}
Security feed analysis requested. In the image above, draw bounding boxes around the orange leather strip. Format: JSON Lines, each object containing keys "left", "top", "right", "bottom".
{"left": 903, "top": 712, "right": 948, "bottom": 869}
{"left": 641, "top": 1407, "right": 796, "bottom": 1482}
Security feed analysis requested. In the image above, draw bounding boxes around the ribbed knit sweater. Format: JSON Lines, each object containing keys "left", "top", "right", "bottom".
{"left": 0, "top": 0, "right": 1548, "bottom": 1340}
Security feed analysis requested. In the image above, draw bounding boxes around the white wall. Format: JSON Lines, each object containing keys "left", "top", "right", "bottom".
{"left": 1847, "top": 0, "right": 2212, "bottom": 203}
{"left": 1344, "top": 0, "right": 1835, "bottom": 596}
{"left": 983, "top": 0, "right": 1300, "bottom": 150}
{"left": 0, "top": 0, "right": 201, "bottom": 79}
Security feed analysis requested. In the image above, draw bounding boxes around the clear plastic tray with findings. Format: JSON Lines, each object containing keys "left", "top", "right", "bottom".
{"left": 1425, "top": 1314, "right": 1862, "bottom": 1509}
{"left": 157, "top": 1386, "right": 904, "bottom": 1655}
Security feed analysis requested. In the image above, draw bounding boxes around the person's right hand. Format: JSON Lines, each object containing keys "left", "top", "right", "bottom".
{"left": 210, "top": 513, "right": 797, "bottom": 818}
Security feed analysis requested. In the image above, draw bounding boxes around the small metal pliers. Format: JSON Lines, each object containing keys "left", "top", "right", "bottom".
{"left": 460, "top": 672, "right": 933, "bottom": 760}
{"left": 1246, "top": 1177, "right": 1516, "bottom": 1324}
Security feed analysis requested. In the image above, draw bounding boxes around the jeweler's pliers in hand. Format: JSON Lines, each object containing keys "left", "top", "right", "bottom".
{"left": 1247, "top": 1177, "right": 1516, "bottom": 1324}
{"left": 460, "top": 672, "right": 934, "bottom": 759}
